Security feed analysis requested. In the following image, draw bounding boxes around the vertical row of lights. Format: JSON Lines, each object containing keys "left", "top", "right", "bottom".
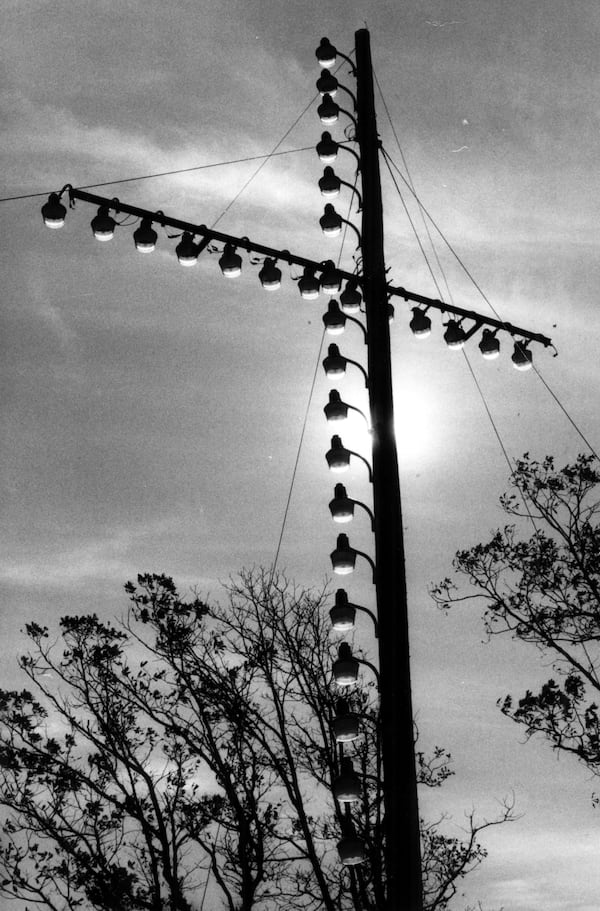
{"left": 312, "top": 30, "right": 544, "bottom": 882}
{"left": 313, "top": 37, "right": 378, "bottom": 870}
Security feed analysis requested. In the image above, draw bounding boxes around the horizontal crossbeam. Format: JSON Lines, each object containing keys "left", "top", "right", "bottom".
{"left": 58, "top": 185, "right": 553, "bottom": 349}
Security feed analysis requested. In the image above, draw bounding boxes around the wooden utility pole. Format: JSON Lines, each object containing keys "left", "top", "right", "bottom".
{"left": 354, "top": 28, "right": 423, "bottom": 911}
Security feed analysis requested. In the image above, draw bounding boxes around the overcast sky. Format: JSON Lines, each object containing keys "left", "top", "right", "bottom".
{"left": 3, "top": 1, "right": 600, "bottom": 909}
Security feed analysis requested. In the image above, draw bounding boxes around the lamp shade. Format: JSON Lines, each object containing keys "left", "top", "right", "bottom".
{"left": 258, "top": 258, "right": 281, "bottom": 290}
{"left": 320, "top": 261, "right": 342, "bottom": 293}
{"left": 329, "top": 589, "right": 356, "bottom": 631}
{"left": 320, "top": 204, "right": 342, "bottom": 236}
{"left": 326, "top": 435, "right": 351, "bottom": 472}
{"left": 90, "top": 206, "right": 116, "bottom": 241}
{"left": 316, "top": 132, "right": 339, "bottom": 164}
{"left": 318, "top": 93, "right": 339, "bottom": 125}
{"left": 175, "top": 232, "right": 198, "bottom": 266}
{"left": 322, "top": 299, "right": 346, "bottom": 334}
{"left": 316, "top": 69, "right": 338, "bottom": 96}
{"left": 409, "top": 307, "right": 431, "bottom": 338}
{"left": 333, "top": 758, "right": 361, "bottom": 803}
{"left": 315, "top": 37, "right": 337, "bottom": 68}
{"left": 319, "top": 166, "right": 341, "bottom": 197}
{"left": 41, "top": 193, "right": 67, "bottom": 228}
{"left": 298, "top": 267, "right": 320, "bottom": 299}
{"left": 133, "top": 218, "right": 157, "bottom": 253}
{"left": 340, "top": 281, "right": 362, "bottom": 314}
{"left": 443, "top": 319, "right": 466, "bottom": 349}
{"left": 479, "top": 328, "right": 500, "bottom": 359}
{"left": 333, "top": 697, "right": 360, "bottom": 741}
{"left": 219, "top": 244, "right": 242, "bottom": 277}
{"left": 323, "top": 344, "right": 346, "bottom": 378}
{"left": 324, "top": 390, "right": 348, "bottom": 423}
{"left": 330, "top": 533, "right": 356, "bottom": 574}
{"left": 329, "top": 483, "right": 355, "bottom": 523}
{"left": 337, "top": 836, "right": 366, "bottom": 865}
{"left": 512, "top": 341, "right": 533, "bottom": 370}
{"left": 332, "top": 642, "right": 359, "bottom": 685}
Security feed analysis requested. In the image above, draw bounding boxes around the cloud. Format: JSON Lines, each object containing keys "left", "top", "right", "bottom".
{"left": 477, "top": 827, "right": 600, "bottom": 911}
{"left": 0, "top": 519, "right": 184, "bottom": 589}
{"left": 3, "top": 88, "right": 319, "bottom": 237}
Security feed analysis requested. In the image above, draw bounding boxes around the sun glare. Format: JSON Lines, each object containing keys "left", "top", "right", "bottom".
{"left": 393, "top": 388, "right": 436, "bottom": 467}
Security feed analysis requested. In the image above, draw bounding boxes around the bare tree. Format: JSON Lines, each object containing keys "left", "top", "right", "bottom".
{"left": 0, "top": 568, "right": 515, "bottom": 910}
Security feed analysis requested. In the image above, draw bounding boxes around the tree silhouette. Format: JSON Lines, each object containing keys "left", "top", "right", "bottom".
{"left": 433, "top": 453, "right": 600, "bottom": 785}
{"left": 0, "top": 568, "right": 514, "bottom": 910}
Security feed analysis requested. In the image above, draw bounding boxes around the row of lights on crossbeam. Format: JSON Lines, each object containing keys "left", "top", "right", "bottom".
{"left": 321, "top": 291, "right": 533, "bottom": 370}
{"left": 410, "top": 307, "right": 534, "bottom": 370}
{"left": 43, "top": 191, "right": 530, "bottom": 367}
{"left": 41, "top": 193, "right": 369, "bottom": 300}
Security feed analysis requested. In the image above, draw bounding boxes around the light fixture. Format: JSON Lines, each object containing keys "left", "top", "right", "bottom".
{"left": 329, "top": 483, "right": 355, "bottom": 523}
{"left": 333, "top": 697, "right": 360, "bottom": 742}
{"left": 315, "top": 37, "right": 337, "bottom": 69}
{"left": 332, "top": 641, "right": 359, "bottom": 684}
{"left": 175, "top": 232, "right": 199, "bottom": 266}
{"left": 320, "top": 262, "right": 342, "bottom": 294}
{"left": 333, "top": 757, "right": 361, "bottom": 803}
{"left": 90, "top": 206, "right": 116, "bottom": 242}
{"left": 340, "top": 280, "right": 362, "bottom": 314}
{"left": 258, "top": 258, "right": 282, "bottom": 290}
{"left": 326, "top": 435, "right": 374, "bottom": 482}
{"left": 133, "top": 218, "right": 157, "bottom": 253}
{"left": 330, "top": 533, "right": 356, "bottom": 574}
{"left": 409, "top": 307, "right": 431, "bottom": 338}
{"left": 322, "top": 300, "right": 346, "bottom": 335}
{"left": 316, "top": 69, "right": 338, "bottom": 97}
{"left": 219, "top": 243, "right": 242, "bottom": 278}
{"left": 330, "top": 484, "right": 374, "bottom": 530}
{"left": 41, "top": 193, "right": 67, "bottom": 229}
{"left": 324, "top": 390, "right": 349, "bottom": 424}
{"left": 329, "top": 589, "right": 356, "bottom": 631}
{"left": 337, "top": 836, "right": 367, "bottom": 865}
{"left": 329, "top": 588, "right": 378, "bottom": 635}
{"left": 319, "top": 166, "right": 341, "bottom": 198}
{"left": 331, "top": 533, "right": 375, "bottom": 579}
{"left": 323, "top": 344, "right": 346, "bottom": 378}
{"left": 320, "top": 204, "right": 343, "bottom": 237}
{"left": 316, "top": 132, "right": 339, "bottom": 164}
{"left": 479, "top": 328, "right": 500, "bottom": 360}
{"left": 326, "top": 435, "right": 351, "bottom": 472}
{"left": 325, "top": 391, "right": 369, "bottom": 430}
{"left": 298, "top": 266, "right": 320, "bottom": 300}
{"left": 318, "top": 93, "right": 339, "bottom": 125}
{"left": 443, "top": 319, "right": 466, "bottom": 350}
{"left": 512, "top": 340, "right": 533, "bottom": 371}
